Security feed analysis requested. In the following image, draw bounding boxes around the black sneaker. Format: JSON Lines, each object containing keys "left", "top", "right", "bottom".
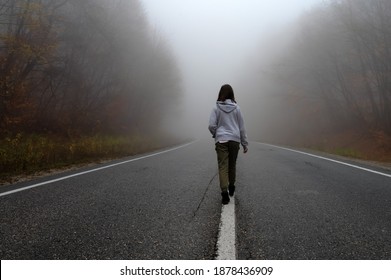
{"left": 221, "top": 191, "right": 230, "bottom": 205}
{"left": 228, "top": 185, "right": 235, "bottom": 197}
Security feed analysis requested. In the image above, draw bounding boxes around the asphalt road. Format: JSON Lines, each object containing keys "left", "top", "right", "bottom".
{"left": 236, "top": 142, "right": 391, "bottom": 260}
{"left": 1, "top": 140, "right": 391, "bottom": 259}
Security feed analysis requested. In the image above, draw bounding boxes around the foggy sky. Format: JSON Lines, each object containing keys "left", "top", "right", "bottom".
{"left": 141, "top": 0, "right": 324, "bottom": 138}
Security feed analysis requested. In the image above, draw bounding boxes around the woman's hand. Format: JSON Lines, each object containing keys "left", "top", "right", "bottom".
{"left": 243, "top": 146, "right": 248, "bottom": 153}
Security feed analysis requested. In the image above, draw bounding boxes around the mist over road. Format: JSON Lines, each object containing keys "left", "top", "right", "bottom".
{"left": 1, "top": 140, "right": 390, "bottom": 259}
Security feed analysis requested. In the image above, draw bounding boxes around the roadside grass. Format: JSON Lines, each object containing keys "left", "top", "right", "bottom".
{"left": 330, "top": 147, "right": 362, "bottom": 159}
{"left": 296, "top": 129, "right": 391, "bottom": 163}
{"left": 319, "top": 147, "right": 364, "bottom": 160}
{"left": 0, "top": 133, "right": 168, "bottom": 184}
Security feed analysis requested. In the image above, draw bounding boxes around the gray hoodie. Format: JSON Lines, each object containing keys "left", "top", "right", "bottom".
{"left": 208, "top": 99, "right": 248, "bottom": 148}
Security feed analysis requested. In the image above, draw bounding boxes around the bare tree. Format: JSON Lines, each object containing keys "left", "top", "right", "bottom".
{"left": 251, "top": 0, "right": 391, "bottom": 146}
{"left": 0, "top": 0, "right": 182, "bottom": 138}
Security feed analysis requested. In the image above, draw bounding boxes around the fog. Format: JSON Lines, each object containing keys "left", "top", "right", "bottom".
{"left": 2, "top": 0, "right": 390, "bottom": 177}
{"left": 141, "top": 0, "right": 323, "bottom": 139}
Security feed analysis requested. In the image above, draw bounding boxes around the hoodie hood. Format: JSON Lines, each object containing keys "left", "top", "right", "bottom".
{"left": 217, "top": 99, "right": 237, "bottom": 113}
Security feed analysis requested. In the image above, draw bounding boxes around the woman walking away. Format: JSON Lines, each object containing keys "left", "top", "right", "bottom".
{"left": 208, "top": 84, "right": 248, "bottom": 205}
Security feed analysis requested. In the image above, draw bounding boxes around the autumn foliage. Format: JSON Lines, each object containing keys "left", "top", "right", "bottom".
{"left": 247, "top": 0, "right": 391, "bottom": 160}
{"left": 0, "top": 0, "right": 182, "bottom": 137}
{"left": 0, "top": 0, "right": 183, "bottom": 180}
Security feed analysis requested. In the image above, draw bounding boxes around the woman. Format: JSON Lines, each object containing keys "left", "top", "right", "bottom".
{"left": 208, "top": 84, "right": 248, "bottom": 205}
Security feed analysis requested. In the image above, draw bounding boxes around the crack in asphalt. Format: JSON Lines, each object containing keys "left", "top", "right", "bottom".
{"left": 193, "top": 172, "right": 218, "bottom": 217}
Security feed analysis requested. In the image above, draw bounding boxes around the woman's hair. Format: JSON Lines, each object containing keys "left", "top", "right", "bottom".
{"left": 217, "top": 84, "right": 236, "bottom": 103}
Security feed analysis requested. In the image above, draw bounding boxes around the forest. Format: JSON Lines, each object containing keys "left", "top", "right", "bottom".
{"left": 246, "top": 0, "right": 391, "bottom": 161}
{"left": 2, "top": 0, "right": 391, "bottom": 182}
{"left": 0, "top": 0, "right": 182, "bottom": 180}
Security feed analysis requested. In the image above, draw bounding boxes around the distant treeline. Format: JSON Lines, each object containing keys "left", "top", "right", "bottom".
{"left": 0, "top": 0, "right": 182, "bottom": 137}
{"left": 250, "top": 0, "right": 391, "bottom": 148}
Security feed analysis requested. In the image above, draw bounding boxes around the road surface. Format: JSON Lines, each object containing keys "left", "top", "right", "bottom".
{"left": 1, "top": 140, "right": 390, "bottom": 259}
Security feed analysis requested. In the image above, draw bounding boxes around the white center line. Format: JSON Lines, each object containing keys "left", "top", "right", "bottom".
{"left": 216, "top": 196, "right": 236, "bottom": 260}
{"left": 0, "top": 141, "right": 197, "bottom": 197}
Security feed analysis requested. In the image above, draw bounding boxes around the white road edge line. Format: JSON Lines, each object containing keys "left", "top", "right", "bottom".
{"left": 216, "top": 196, "right": 236, "bottom": 260}
{"left": 0, "top": 141, "right": 197, "bottom": 198}
{"left": 259, "top": 142, "right": 391, "bottom": 178}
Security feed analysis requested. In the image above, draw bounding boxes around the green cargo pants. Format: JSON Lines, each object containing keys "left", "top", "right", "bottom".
{"left": 215, "top": 141, "right": 240, "bottom": 192}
